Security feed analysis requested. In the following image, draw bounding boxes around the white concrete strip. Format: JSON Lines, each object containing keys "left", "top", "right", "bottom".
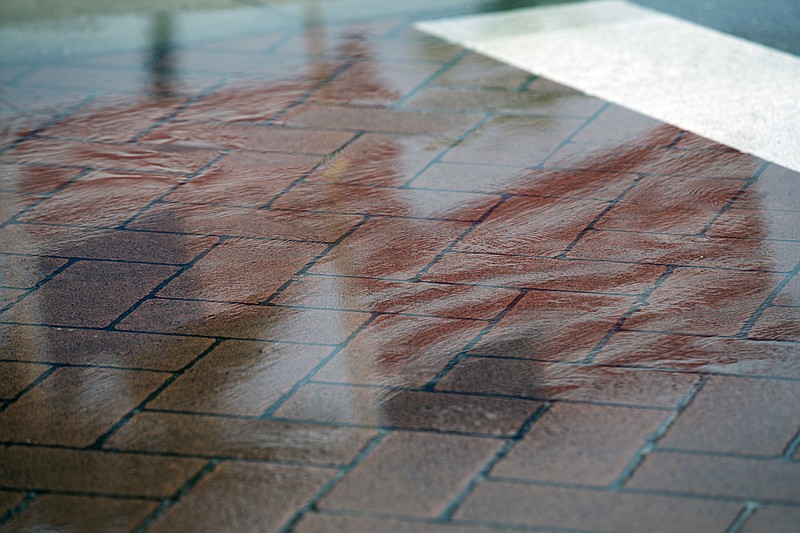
{"left": 416, "top": 0, "right": 800, "bottom": 172}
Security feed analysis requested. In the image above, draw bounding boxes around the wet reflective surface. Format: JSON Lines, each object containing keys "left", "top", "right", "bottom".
{"left": 1, "top": 1, "right": 799, "bottom": 532}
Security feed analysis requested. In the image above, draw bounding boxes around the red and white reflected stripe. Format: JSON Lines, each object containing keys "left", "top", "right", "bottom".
{"left": 417, "top": 0, "right": 800, "bottom": 172}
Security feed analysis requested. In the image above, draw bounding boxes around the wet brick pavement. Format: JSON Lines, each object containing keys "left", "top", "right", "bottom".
{"left": 0, "top": 1, "right": 798, "bottom": 531}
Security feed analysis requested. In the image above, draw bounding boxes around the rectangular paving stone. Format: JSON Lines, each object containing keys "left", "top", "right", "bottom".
{"left": 0, "top": 325, "right": 214, "bottom": 371}
{"left": 773, "top": 274, "right": 800, "bottom": 307}
{"left": 659, "top": 376, "right": 800, "bottom": 455}
{"left": 0, "top": 190, "right": 35, "bottom": 226}
{"left": 0, "top": 446, "right": 203, "bottom": 497}
{"left": 305, "top": 133, "right": 453, "bottom": 187}
{"left": 0, "top": 287, "right": 25, "bottom": 309}
{"left": 406, "top": 87, "right": 605, "bottom": 117}
{"left": 2, "top": 494, "right": 157, "bottom": 533}
{"left": 595, "top": 331, "right": 800, "bottom": 377}
{"left": 492, "top": 403, "right": 664, "bottom": 485}
{"left": 410, "top": 163, "right": 528, "bottom": 194}
{"left": 741, "top": 506, "right": 800, "bottom": 533}
{"left": 277, "top": 24, "right": 450, "bottom": 62}
{"left": 164, "top": 151, "right": 322, "bottom": 207}
{"left": 107, "top": 412, "right": 377, "bottom": 465}
{"left": 158, "top": 238, "right": 325, "bottom": 304}
{"left": 117, "top": 299, "right": 369, "bottom": 344}
{"left": 0, "top": 491, "right": 25, "bottom": 516}
{"left": 312, "top": 314, "right": 486, "bottom": 387}
{"left": 177, "top": 81, "right": 310, "bottom": 123}
{"left": 628, "top": 451, "right": 800, "bottom": 502}
{"left": 625, "top": 268, "right": 782, "bottom": 336}
{"left": 273, "top": 274, "right": 518, "bottom": 320}
{"left": 149, "top": 340, "right": 332, "bottom": 416}
{"left": 412, "top": 163, "right": 637, "bottom": 200}
{"left": 284, "top": 103, "right": 482, "bottom": 135}
{"left": 442, "top": 115, "right": 585, "bottom": 167}
{"left": 320, "top": 431, "right": 501, "bottom": 516}
{"left": 0, "top": 224, "right": 218, "bottom": 264}
{"left": 570, "top": 104, "right": 680, "bottom": 147}
{"left": 438, "top": 358, "right": 697, "bottom": 407}
{"left": 454, "top": 196, "right": 609, "bottom": 256}
{"left": 128, "top": 202, "right": 362, "bottom": 242}
{"left": 750, "top": 306, "right": 800, "bottom": 342}
{"left": 0, "top": 167, "right": 60, "bottom": 201}
{"left": 2, "top": 261, "right": 178, "bottom": 328}
{"left": 274, "top": 383, "right": 539, "bottom": 436}
{"left": 0, "top": 87, "right": 86, "bottom": 116}
{"left": 3, "top": 139, "right": 220, "bottom": 174}
{"left": 19, "top": 65, "right": 150, "bottom": 92}
{"left": 734, "top": 163, "right": 800, "bottom": 211}
{"left": 312, "top": 61, "right": 440, "bottom": 106}
{"left": 18, "top": 171, "right": 181, "bottom": 228}
{"left": 675, "top": 132, "right": 750, "bottom": 152}
{"left": 0, "top": 255, "right": 67, "bottom": 289}
{"left": 0, "top": 101, "right": 44, "bottom": 137}
{"left": 547, "top": 142, "right": 762, "bottom": 180}
{"left": 471, "top": 291, "right": 634, "bottom": 361}
{"left": 143, "top": 122, "right": 353, "bottom": 154}
{"left": 423, "top": 253, "right": 666, "bottom": 295}
{"left": 434, "top": 53, "right": 530, "bottom": 90}
{"left": 568, "top": 229, "right": 800, "bottom": 272}
{"left": 272, "top": 182, "right": 498, "bottom": 222}
{"left": 0, "top": 361, "right": 48, "bottom": 399}
{"left": 0, "top": 164, "right": 82, "bottom": 197}
{"left": 310, "top": 217, "right": 470, "bottom": 279}
{"left": 596, "top": 176, "right": 742, "bottom": 234}
{"left": 503, "top": 167, "right": 640, "bottom": 200}
{"left": 167, "top": 51, "right": 336, "bottom": 79}
{"left": 44, "top": 95, "right": 185, "bottom": 142}
{"left": 295, "top": 514, "right": 501, "bottom": 533}
{"left": 0, "top": 366, "right": 166, "bottom": 447}
{"left": 149, "top": 462, "right": 335, "bottom": 533}
{"left": 707, "top": 209, "right": 800, "bottom": 241}
{"left": 456, "top": 481, "right": 741, "bottom": 533}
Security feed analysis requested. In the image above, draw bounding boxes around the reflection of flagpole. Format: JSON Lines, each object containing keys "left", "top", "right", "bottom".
{"left": 303, "top": 0, "right": 330, "bottom": 81}
{"left": 299, "top": 0, "right": 382, "bottom": 416}
{"left": 148, "top": 11, "right": 175, "bottom": 98}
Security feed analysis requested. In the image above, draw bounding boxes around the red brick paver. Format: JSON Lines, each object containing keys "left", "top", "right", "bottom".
{"left": 0, "top": 367, "right": 166, "bottom": 447}
{"left": 658, "top": 376, "right": 800, "bottom": 455}
{"left": 319, "top": 432, "right": 500, "bottom": 516}
{"left": 107, "top": 412, "right": 377, "bottom": 465}
{"left": 147, "top": 462, "right": 336, "bottom": 533}
{"left": 628, "top": 451, "right": 800, "bottom": 502}
{"left": 455, "top": 482, "right": 741, "bottom": 532}
{"left": 0, "top": 446, "right": 203, "bottom": 497}
{"left": 741, "top": 506, "right": 800, "bottom": 533}
{"left": 2, "top": 495, "right": 157, "bottom": 533}
{"left": 274, "top": 383, "right": 539, "bottom": 436}
{"left": 491, "top": 403, "right": 665, "bottom": 485}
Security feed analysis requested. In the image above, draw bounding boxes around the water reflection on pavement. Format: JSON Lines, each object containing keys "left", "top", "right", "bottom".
{"left": 0, "top": 1, "right": 798, "bottom": 532}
